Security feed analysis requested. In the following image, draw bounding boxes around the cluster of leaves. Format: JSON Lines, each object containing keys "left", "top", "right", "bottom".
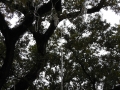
{"left": 21, "top": 14, "right": 120, "bottom": 90}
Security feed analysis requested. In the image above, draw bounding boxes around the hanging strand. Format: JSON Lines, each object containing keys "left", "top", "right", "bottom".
{"left": 80, "top": 0, "right": 87, "bottom": 15}
{"left": 80, "top": 0, "right": 87, "bottom": 21}
{"left": 35, "top": 6, "right": 40, "bottom": 32}
{"left": 61, "top": 47, "right": 63, "bottom": 90}
{"left": 13, "top": 78, "right": 16, "bottom": 90}
{"left": 60, "top": 20, "right": 66, "bottom": 90}
{"left": 50, "top": 1, "right": 63, "bottom": 89}
{"left": 51, "top": 0, "right": 63, "bottom": 89}
{"left": 50, "top": 0, "right": 59, "bottom": 26}
{"left": 33, "top": 1, "right": 40, "bottom": 32}
{"left": 14, "top": 82, "right": 15, "bottom": 90}
{"left": 77, "top": 0, "right": 87, "bottom": 33}
{"left": 60, "top": 29, "right": 63, "bottom": 90}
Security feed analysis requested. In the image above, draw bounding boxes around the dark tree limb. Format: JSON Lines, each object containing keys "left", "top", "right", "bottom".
{"left": 12, "top": 18, "right": 57, "bottom": 89}
{"left": 11, "top": 13, "right": 34, "bottom": 41}
{"left": 0, "top": 42, "right": 15, "bottom": 88}
{"left": 59, "top": 0, "right": 106, "bottom": 20}
{"left": 75, "top": 55, "right": 96, "bottom": 90}
{"left": 38, "top": 0, "right": 62, "bottom": 16}
{"left": 0, "top": 12, "right": 10, "bottom": 38}
{"left": 87, "top": 0, "right": 106, "bottom": 14}
{"left": 29, "top": 0, "right": 61, "bottom": 55}
{"left": 10, "top": 55, "right": 47, "bottom": 90}
{"left": 31, "top": 20, "right": 56, "bottom": 55}
{"left": 0, "top": 11, "right": 34, "bottom": 89}
{"left": 0, "top": 0, "right": 60, "bottom": 88}
{"left": 0, "top": 0, "right": 117, "bottom": 89}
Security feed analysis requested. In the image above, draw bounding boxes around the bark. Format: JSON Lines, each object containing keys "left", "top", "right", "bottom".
{"left": 0, "top": 42, "right": 15, "bottom": 88}
{"left": 59, "top": 0, "right": 106, "bottom": 20}
{"left": 9, "top": 0, "right": 60, "bottom": 89}
{"left": 0, "top": 0, "right": 115, "bottom": 89}
{"left": 75, "top": 55, "right": 96, "bottom": 90}
{"left": 10, "top": 54, "right": 47, "bottom": 90}
{"left": 10, "top": 19, "right": 57, "bottom": 90}
{"left": 0, "top": 12, "right": 34, "bottom": 88}
{"left": 32, "top": 20, "right": 56, "bottom": 55}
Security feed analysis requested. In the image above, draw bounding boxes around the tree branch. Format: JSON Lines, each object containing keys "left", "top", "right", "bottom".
{"left": 31, "top": 20, "right": 56, "bottom": 55}
{"left": 0, "top": 0, "right": 60, "bottom": 87}
{"left": 44, "top": 20, "right": 56, "bottom": 41}
{"left": 10, "top": 0, "right": 61, "bottom": 39}
{"left": 59, "top": 0, "right": 106, "bottom": 20}
{"left": 0, "top": 12, "right": 10, "bottom": 38}
{"left": 87, "top": 0, "right": 106, "bottom": 14}
{"left": 37, "top": 0, "right": 62, "bottom": 16}
{"left": 0, "top": 43, "right": 15, "bottom": 89}
{"left": 11, "top": 13, "right": 34, "bottom": 41}
{"left": 0, "top": 12, "right": 34, "bottom": 89}
{"left": 75, "top": 55, "right": 96, "bottom": 90}
{"left": 10, "top": 55, "right": 47, "bottom": 90}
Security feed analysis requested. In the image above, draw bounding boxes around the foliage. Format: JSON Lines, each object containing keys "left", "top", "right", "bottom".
{"left": 0, "top": 0, "right": 120, "bottom": 90}
{"left": 32, "top": 14, "right": 120, "bottom": 90}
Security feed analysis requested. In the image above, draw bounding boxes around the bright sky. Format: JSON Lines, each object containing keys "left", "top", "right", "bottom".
{"left": 100, "top": 9, "right": 120, "bottom": 25}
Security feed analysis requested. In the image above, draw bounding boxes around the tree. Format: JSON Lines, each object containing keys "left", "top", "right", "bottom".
{"left": 35, "top": 14, "right": 120, "bottom": 90}
{"left": 0, "top": 0, "right": 120, "bottom": 90}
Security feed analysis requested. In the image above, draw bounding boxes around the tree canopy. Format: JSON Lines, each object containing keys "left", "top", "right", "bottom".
{"left": 0, "top": 0, "right": 120, "bottom": 90}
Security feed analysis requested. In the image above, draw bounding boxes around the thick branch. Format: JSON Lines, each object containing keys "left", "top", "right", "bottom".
{"left": 87, "top": 0, "right": 106, "bottom": 14}
{"left": 0, "top": 43, "right": 15, "bottom": 89}
{"left": 1, "top": 0, "right": 61, "bottom": 38}
{"left": 10, "top": 56, "right": 47, "bottom": 90}
{"left": 59, "top": 0, "right": 106, "bottom": 20}
{"left": 37, "top": 0, "right": 62, "bottom": 16}
{"left": 75, "top": 55, "right": 96, "bottom": 90}
{"left": 44, "top": 20, "right": 56, "bottom": 41}
{"left": 0, "top": 12, "right": 34, "bottom": 89}
{"left": 9, "top": 0, "right": 61, "bottom": 39}
{"left": 0, "top": 0, "right": 60, "bottom": 88}
{"left": 0, "top": 12, "right": 9, "bottom": 38}
{"left": 31, "top": 20, "right": 56, "bottom": 55}
{"left": 11, "top": 13, "right": 34, "bottom": 41}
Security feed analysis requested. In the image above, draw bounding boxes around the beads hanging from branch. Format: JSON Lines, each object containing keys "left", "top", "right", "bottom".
{"left": 50, "top": 0, "right": 63, "bottom": 89}
{"left": 60, "top": 22, "right": 64, "bottom": 90}
{"left": 80, "top": 0, "right": 87, "bottom": 21}
{"left": 60, "top": 47, "right": 63, "bottom": 90}
{"left": 50, "top": 0, "right": 59, "bottom": 27}
{"left": 34, "top": 7, "right": 40, "bottom": 32}
{"left": 33, "top": 0, "right": 40, "bottom": 32}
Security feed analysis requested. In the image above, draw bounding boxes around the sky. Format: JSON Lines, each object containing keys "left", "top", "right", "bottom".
{"left": 100, "top": 9, "right": 120, "bottom": 26}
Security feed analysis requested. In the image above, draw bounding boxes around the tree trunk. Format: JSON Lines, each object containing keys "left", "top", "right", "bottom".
{"left": 0, "top": 42, "right": 15, "bottom": 88}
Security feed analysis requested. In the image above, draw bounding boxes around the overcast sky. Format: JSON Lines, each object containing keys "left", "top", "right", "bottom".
{"left": 100, "top": 9, "right": 120, "bottom": 26}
